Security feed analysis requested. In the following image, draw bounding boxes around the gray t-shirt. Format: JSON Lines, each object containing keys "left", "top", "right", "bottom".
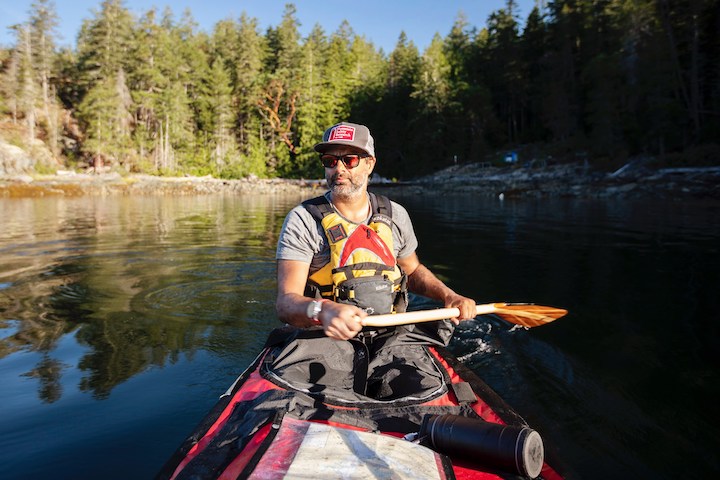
{"left": 276, "top": 193, "right": 418, "bottom": 275}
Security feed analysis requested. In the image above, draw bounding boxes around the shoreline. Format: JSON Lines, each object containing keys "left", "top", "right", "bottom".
{"left": 0, "top": 172, "right": 325, "bottom": 197}
{"left": 2, "top": 163, "right": 719, "bottom": 200}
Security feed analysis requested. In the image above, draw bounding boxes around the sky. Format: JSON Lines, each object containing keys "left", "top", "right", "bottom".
{"left": 0, "top": 0, "right": 538, "bottom": 54}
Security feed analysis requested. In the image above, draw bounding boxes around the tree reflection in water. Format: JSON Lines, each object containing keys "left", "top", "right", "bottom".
{"left": 0, "top": 194, "right": 305, "bottom": 402}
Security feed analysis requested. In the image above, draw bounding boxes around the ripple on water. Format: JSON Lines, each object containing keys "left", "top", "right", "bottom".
{"left": 134, "top": 270, "right": 276, "bottom": 325}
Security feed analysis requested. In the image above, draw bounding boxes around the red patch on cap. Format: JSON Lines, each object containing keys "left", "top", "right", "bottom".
{"left": 328, "top": 125, "right": 356, "bottom": 141}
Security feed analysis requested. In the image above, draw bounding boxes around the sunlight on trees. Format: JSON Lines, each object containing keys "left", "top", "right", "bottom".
{"left": 0, "top": 0, "right": 718, "bottom": 179}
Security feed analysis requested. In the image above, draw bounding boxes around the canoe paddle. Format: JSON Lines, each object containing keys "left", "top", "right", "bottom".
{"left": 361, "top": 303, "right": 567, "bottom": 329}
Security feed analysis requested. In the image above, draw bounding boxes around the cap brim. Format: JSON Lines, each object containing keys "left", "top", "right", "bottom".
{"left": 313, "top": 142, "right": 370, "bottom": 155}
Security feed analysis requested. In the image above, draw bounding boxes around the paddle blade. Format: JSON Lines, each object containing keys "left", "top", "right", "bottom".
{"left": 488, "top": 303, "right": 568, "bottom": 328}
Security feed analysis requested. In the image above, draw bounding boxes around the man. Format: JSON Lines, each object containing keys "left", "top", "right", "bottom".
{"left": 276, "top": 121, "right": 476, "bottom": 340}
{"left": 271, "top": 122, "right": 476, "bottom": 401}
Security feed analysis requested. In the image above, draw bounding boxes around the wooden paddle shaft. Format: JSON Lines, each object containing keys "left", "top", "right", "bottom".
{"left": 362, "top": 304, "right": 499, "bottom": 327}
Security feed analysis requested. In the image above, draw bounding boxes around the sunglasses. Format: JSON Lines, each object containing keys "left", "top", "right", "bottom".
{"left": 320, "top": 153, "right": 368, "bottom": 169}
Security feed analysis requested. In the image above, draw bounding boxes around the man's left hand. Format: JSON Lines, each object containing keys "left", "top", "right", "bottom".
{"left": 444, "top": 294, "right": 477, "bottom": 325}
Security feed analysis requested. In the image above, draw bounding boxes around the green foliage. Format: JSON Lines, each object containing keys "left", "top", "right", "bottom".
{"left": 76, "top": 72, "right": 134, "bottom": 165}
{"left": 1, "top": 0, "right": 719, "bottom": 180}
{"left": 75, "top": 0, "right": 135, "bottom": 88}
{"left": 242, "top": 125, "right": 271, "bottom": 178}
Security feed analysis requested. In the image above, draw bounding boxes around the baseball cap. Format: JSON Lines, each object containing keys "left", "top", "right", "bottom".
{"left": 313, "top": 122, "right": 375, "bottom": 157}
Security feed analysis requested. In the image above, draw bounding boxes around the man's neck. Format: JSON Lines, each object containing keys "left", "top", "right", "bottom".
{"left": 329, "top": 191, "right": 371, "bottom": 223}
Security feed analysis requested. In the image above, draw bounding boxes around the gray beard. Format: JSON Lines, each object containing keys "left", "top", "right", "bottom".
{"left": 328, "top": 175, "right": 366, "bottom": 200}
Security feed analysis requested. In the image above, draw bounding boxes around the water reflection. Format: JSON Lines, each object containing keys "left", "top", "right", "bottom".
{"left": 0, "top": 194, "right": 305, "bottom": 402}
{"left": 21, "top": 355, "right": 67, "bottom": 403}
{"left": 394, "top": 192, "right": 720, "bottom": 479}
{"left": 1, "top": 191, "right": 719, "bottom": 479}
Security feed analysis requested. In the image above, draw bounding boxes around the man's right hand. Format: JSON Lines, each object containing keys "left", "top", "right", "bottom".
{"left": 317, "top": 301, "right": 366, "bottom": 340}
{"left": 277, "top": 260, "right": 365, "bottom": 340}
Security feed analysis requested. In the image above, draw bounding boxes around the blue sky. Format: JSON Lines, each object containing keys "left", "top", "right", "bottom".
{"left": 1, "top": 0, "right": 538, "bottom": 54}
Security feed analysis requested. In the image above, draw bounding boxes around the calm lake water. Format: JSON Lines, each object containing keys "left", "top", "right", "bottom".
{"left": 1, "top": 190, "right": 718, "bottom": 479}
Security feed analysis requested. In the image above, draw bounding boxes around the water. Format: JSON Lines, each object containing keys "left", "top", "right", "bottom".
{"left": 1, "top": 191, "right": 718, "bottom": 479}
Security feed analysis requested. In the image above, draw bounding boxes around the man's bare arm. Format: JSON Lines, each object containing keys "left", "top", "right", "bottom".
{"left": 276, "top": 259, "right": 365, "bottom": 339}
{"left": 398, "top": 253, "right": 476, "bottom": 322}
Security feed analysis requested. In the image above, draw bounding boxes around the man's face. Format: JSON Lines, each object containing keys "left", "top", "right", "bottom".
{"left": 323, "top": 146, "right": 375, "bottom": 199}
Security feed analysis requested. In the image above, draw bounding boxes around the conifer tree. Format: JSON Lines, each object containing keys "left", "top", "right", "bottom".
{"left": 374, "top": 32, "right": 420, "bottom": 178}
{"left": 441, "top": 13, "right": 493, "bottom": 165}
{"left": 414, "top": 34, "right": 451, "bottom": 115}
{"left": 349, "top": 34, "right": 386, "bottom": 96}
{"left": 520, "top": 6, "right": 550, "bottom": 141}
{"left": 541, "top": 0, "right": 582, "bottom": 144}
{"left": 202, "top": 58, "right": 237, "bottom": 175}
{"left": 233, "top": 14, "right": 266, "bottom": 155}
{"left": 485, "top": 2, "right": 523, "bottom": 144}
{"left": 444, "top": 12, "right": 473, "bottom": 89}
{"left": 17, "top": 25, "right": 37, "bottom": 144}
{"left": 129, "top": 8, "right": 166, "bottom": 167}
{"left": 75, "top": 0, "right": 135, "bottom": 169}
{"left": 29, "top": 0, "right": 61, "bottom": 156}
{"left": 174, "top": 9, "right": 209, "bottom": 171}
{"left": 259, "top": 4, "right": 303, "bottom": 175}
{"left": 76, "top": 0, "right": 134, "bottom": 87}
{"left": 295, "top": 23, "right": 328, "bottom": 177}
{"left": 0, "top": 47, "right": 14, "bottom": 117}
{"left": 579, "top": 1, "right": 627, "bottom": 158}
{"left": 323, "top": 20, "right": 356, "bottom": 120}
{"left": 346, "top": 34, "right": 387, "bottom": 150}
{"left": 407, "top": 35, "right": 453, "bottom": 172}
{"left": 77, "top": 70, "right": 133, "bottom": 168}
{"left": 1, "top": 30, "right": 23, "bottom": 124}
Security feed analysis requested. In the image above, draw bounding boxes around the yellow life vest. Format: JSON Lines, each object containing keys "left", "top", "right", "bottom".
{"left": 303, "top": 193, "right": 407, "bottom": 315}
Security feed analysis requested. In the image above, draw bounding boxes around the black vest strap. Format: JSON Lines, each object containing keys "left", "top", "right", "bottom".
{"left": 369, "top": 192, "right": 390, "bottom": 216}
{"left": 302, "top": 193, "right": 393, "bottom": 223}
{"left": 301, "top": 195, "right": 333, "bottom": 222}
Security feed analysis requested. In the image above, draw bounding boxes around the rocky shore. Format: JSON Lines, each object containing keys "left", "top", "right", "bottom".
{"left": 0, "top": 172, "right": 325, "bottom": 197}
{"left": 1, "top": 162, "right": 719, "bottom": 200}
{"left": 2, "top": 130, "right": 719, "bottom": 199}
{"left": 409, "top": 162, "right": 720, "bottom": 199}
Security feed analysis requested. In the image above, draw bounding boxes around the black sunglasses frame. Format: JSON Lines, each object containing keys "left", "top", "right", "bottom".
{"left": 319, "top": 153, "right": 369, "bottom": 169}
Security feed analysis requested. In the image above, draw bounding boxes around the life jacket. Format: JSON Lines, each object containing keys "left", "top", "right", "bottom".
{"left": 303, "top": 193, "right": 408, "bottom": 315}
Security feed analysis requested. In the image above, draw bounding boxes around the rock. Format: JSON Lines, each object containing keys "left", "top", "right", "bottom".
{"left": 15, "top": 174, "right": 35, "bottom": 183}
{"left": 0, "top": 140, "right": 34, "bottom": 175}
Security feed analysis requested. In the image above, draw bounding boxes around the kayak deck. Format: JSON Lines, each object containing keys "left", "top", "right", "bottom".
{"left": 157, "top": 345, "right": 563, "bottom": 479}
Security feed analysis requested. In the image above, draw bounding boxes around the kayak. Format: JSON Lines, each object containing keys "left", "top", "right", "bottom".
{"left": 157, "top": 330, "right": 564, "bottom": 479}
{"left": 157, "top": 328, "right": 564, "bottom": 480}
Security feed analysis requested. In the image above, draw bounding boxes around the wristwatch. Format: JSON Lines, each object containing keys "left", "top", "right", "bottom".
{"left": 306, "top": 300, "right": 326, "bottom": 323}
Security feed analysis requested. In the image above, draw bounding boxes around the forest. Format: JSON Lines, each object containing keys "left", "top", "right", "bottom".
{"left": 0, "top": 0, "right": 718, "bottom": 180}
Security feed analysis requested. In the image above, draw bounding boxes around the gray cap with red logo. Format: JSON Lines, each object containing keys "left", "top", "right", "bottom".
{"left": 314, "top": 122, "right": 375, "bottom": 157}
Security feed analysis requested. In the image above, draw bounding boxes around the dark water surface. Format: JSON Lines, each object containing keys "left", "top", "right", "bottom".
{"left": 1, "top": 191, "right": 718, "bottom": 479}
